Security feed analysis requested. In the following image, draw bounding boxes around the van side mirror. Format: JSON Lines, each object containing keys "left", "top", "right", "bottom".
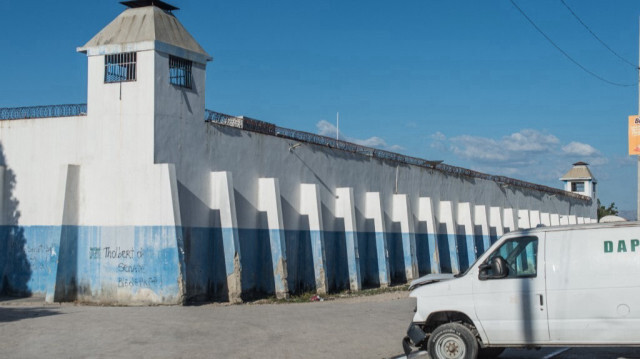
{"left": 479, "top": 256, "right": 509, "bottom": 280}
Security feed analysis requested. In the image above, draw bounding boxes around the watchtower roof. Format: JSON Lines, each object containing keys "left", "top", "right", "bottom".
{"left": 121, "top": 0, "right": 178, "bottom": 12}
{"left": 560, "top": 162, "right": 596, "bottom": 182}
{"left": 77, "top": 5, "right": 211, "bottom": 61}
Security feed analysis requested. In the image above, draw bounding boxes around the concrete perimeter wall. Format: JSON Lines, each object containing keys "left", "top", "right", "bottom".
{"left": 0, "top": 110, "right": 595, "bottom": 304}
{"left": 154, "top": 115, "right": 596, "bottom": 302}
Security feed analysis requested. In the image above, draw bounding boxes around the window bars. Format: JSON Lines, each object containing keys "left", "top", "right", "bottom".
{"left": 105, "top": 52, "right": 137, "bottom": 83}
{"left": 169, "top": 56, "right": 192, "bottom": 88}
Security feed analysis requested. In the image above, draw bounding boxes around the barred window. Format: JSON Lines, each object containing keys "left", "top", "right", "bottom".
{"left": 571, "top": 182, "right": 585, "bottom": 192}
{"left": 105, "top": 52, "right": 137, "bottom": 83}
{"left": 169, "top": 56, "right": 192, "bottom": 88}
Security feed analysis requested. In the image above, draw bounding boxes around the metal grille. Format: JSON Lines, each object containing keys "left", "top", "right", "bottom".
{"left": 169, "top": 56, "right": 192, "bottom": 88}
{"left": 204, "top": 109, "right": 592, "bottom": 202}
{"left": 105, "top": 52, "right": 137, "bottom": 83}
{"left": 205, "top": 110, "right": 243, "bottom": 128}
{"left": 0, "top": 104, "right": 87, "bottom": 120}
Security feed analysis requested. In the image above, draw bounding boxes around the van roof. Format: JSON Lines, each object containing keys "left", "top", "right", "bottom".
{"left": 502, "top": 221, "right": 640, "bottom": 238}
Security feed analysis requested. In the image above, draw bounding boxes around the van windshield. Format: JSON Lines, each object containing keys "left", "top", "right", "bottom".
{"left": 454, "top": 235, "right": 538, "bottom": 278}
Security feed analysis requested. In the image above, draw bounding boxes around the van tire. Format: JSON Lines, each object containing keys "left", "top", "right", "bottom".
{"left": 478, "top": 347, "right": 505, "bottom": 358}
{"left": 427, "top": 323, "right": 479, "bottom": 359}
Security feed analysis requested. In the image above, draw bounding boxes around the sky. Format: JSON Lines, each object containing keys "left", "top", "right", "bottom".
{"left": 1, "top": 0, "right": 640, "bottom": 212}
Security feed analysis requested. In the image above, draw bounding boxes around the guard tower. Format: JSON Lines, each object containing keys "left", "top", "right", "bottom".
{"left": 76, "top": 0, "right": 212, "bottom": 164}
{"left": 53, "top": 0, "right": 214, "bottom": 305}
{"left": 560, "top": 162, "right": 597, "bottom": 198}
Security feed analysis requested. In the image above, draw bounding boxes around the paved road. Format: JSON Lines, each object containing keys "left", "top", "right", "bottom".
{"left": 1, "top": 293, "right": 639, "bottom": 359}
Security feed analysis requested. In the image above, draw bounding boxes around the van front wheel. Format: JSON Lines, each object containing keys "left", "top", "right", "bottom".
{"left": 428, "top": 323, "right": 478, "bottom": 359}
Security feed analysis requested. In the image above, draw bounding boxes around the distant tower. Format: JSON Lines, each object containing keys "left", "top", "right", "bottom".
{"left": 76, "top": 0, "right": 212, "bottom": 163}
{"left": 560, "top": 162, "right": 597, "bottom": 198}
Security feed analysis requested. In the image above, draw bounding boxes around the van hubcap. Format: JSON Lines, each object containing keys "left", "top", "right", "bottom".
{"left": 434, "top": 334, "right": 466, "bottom": 359}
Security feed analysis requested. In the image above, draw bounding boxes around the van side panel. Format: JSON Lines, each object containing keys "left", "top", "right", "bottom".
{"left": 545, "top": 226, "right": 640, "bottom": 344}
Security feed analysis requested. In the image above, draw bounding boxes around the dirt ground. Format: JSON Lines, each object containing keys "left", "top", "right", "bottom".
{"left": 1, "top": 292, "right": 639, "bottom": 359}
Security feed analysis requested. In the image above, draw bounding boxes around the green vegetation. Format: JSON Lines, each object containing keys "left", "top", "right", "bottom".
{"left": 597, "top": 199, "right": 619, "bottom": 220}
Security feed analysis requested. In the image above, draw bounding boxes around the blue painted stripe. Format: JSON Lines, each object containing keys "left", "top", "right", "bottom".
{"left": 464, "top": 234, "right": 476, "bottom": 269}
{"left": 267, "top": 228, "right": 288, "bottom": 295}
{"left": 400, "top": 232, "right": 416, "bottom": 279}
{"left": 220, "top": 227, "right": 240, "bottom": 277}
{"left": 425, "top": 232, "right": 440, "bottom": 274}
{"left": 2, "top": 226, "right": 483, "bottom": 301}
{"left": 344, "top": 230, "right": 361, "bottom": 290}
{"left": 1, "top": 225, "right": 183, "bottom": 303}
{"left": 373, "top": 231, "right": 390, "bottom": 286}
{"left": 436, "top": 233, "right": 460, "bottom": 274}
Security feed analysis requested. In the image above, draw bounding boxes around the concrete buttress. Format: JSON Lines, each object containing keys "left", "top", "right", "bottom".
{"left": 473, "top": 205, "right": 491, "bottom": 255}
{"left": 335, "top": 187, "right": 361, "bottom": 291}
{"left": 438, "top": 201, "right": 459, "bottom": 274}
{"left": 418, "top": 197, "right": 440, "bottom": 274}
{"left": 365, "top": 192, "right": 389, "bottom": 287}
{"left": 299, "top": 184, "right": 328, "bottom": 295}
{"left": 258, "top": 178, "right": 289, "bottom": 299}
{"left": 456, "top": 202, "right": 476, "bottom": 267}
{"left": 392, "top": 194, "right": 418, "bottom": 281}
{"left": 210, "top": 171, "right": 242, "bottom": 303}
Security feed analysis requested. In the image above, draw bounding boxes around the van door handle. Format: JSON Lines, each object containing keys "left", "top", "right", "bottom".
{"left": 537, "top": 294, "right": 544, "bottom": 306}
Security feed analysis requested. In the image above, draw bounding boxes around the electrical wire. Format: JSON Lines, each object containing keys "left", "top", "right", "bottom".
{"left": 560, "top": 0, "right": 637, "bottom": 69}
{"left": 509, "top": 0, "right": 637, "bottom": 87}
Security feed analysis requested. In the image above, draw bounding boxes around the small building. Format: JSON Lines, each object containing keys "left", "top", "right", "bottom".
{"left": 560, "top": 162, "right": 597, "bottom": 198}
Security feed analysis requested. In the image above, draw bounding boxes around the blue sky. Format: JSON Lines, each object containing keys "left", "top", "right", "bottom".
{"left": 1, "top": 0, "right": 639, "bottom": 211}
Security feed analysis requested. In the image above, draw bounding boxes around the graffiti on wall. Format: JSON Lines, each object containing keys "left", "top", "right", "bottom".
{"left": 89, "top": 246, "right": 161, "bottom": 288}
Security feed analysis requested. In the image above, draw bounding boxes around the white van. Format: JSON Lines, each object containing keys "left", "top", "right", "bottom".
{"left": 402, "top": 221, "right": 640, "bottom": 359}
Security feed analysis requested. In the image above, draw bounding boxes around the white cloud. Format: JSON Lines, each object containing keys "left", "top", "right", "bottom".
{"left": 430, "top": 131, "right": 447, "bottom": 141}
{"left": 446, "top": 129, "right": 557, "bottom": 165}
{"left": 429, "top": 129, "right": 608, "bottom": 184}
{"left": 316, "top": 120, "right": 338, "bottom": 138}
{"left": 315, "top": 120, "right": 404, "bottom": 152}
{"left": 354, "top": 136, "right": 388, "bottom": 148}
{"left": 502, "top": 129, "right": 559, "bottom": 152}
{"left": 561, "top": 141, "right": 599, "bottom": 156}
{"left": 450, "top": 135, "right": 509, "bottom": 163}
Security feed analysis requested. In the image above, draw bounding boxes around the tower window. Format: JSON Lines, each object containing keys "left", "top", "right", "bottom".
{"left": 571, "top": 182, "right": 585, "bottom": 192}
{"left": 169, "top": 56, "right": 192, "bottom": 88}
{"left": 104, "top": 52, "right": 137, "bottom": 83}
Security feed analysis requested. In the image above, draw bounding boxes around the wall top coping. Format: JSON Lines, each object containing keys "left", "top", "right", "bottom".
{"left": 205, "top": 109, "right": 592, "bottom": 203}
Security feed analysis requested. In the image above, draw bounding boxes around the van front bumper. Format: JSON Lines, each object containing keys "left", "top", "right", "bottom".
{"left": 403, "top": 323, "right": 427, "bottom": 355}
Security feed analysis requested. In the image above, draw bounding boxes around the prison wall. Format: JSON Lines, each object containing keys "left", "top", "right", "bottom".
{"left": 0, "top": 107, "right": 597, "bottom": 304}
{"left": 153, "top": 115, "right": 596, "bottom": 301}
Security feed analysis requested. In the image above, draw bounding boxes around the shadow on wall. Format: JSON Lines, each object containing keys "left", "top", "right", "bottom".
{"left": 0, "top": 141, "right": 31, "bottom": 298}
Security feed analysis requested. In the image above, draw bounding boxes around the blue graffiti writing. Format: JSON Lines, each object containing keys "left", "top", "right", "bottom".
{"left": 26, "top": 244, "right": 56, "bottom": 254}
{"left": 118, "top": 263, "right": 145, "bottom": 273}
{"left": 89, "top": 247, "right": 145, "bottom": 260}
{"left": 118, "top": 277, "right": 159, "bottom": 288}
{"left": 104, "top": 247, "right": 135, "bottom": 259}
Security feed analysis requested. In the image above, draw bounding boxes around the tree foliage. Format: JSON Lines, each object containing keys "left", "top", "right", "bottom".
{"left": 597, "top": 199, "right": 619, "bottom": 220}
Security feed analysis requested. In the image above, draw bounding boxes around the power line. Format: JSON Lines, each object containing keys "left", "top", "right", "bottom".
{"left": 560, "top": 0, "right": 637, "bottom": 69}
{"left": 509, "top": 0, "right": 636, "bottom": 87}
